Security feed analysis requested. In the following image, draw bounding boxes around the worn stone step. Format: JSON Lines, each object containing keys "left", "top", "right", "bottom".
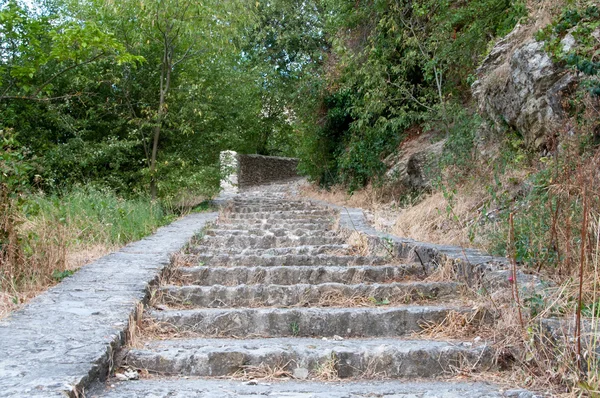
{"left": 90, "top": 378, "right": 538, "bottom": 398}
{"left": 188, "top": 244, "right": 350, "bottom": 257}
{"left": 185, "top": 253, "right": 388, "bottom": 267}
{"left": 159, "top": 281, "right": 459, "bottom": 308}
{"left": 217, "top": 218, "right": 335, "bottom": 228}
{"left": 223, "top": 212, "right": 333, "bottom": 221}
{"left": 229, "top": 209, "right": 333, "bottom": 217}
{"left": 205, "top": 228, "right": 339, "bottom": 238}
{"left": 198, "top": 235, "right": 344, "bottom": 249}
{"left": 149, "top": 306, "right": 473, "bottom": 337}
{"left": 125, "top": 337, "right": 492, "bottom": 378}
{"left": 231, "top": 205, "right": 321, "bottom": 213}
{"left": 232, "top": 199, "right": 308, "bottom": 205}
{"left": 215, "top": 222, "right": 332, "bottom": 231}
{"left": 174, "top": 264, "right": 424, "bottom": 286}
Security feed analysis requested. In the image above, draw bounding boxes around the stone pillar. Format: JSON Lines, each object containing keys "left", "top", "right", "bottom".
{"left": 220, "top": 150, "right": 239, "bottom": 194}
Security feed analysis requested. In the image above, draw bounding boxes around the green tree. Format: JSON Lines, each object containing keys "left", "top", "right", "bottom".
{"left": 0, "top": 0, "right": 141, "bottom": 102}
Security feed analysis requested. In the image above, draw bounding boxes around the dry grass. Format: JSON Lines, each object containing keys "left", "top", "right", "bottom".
{"left": 392, "top": 188, "right": 485, "bottom": 248}
{"left": 299, "top": 169, "right": 528, "bottom": 252}
{"left": 0, "top": 239, "right": 113, "bottom": 320}
{"left": 126, "top": 302, "right": 145, "bottom": 349}
{"left": 346, "top": 231, "right": 370, "bottom": 256}
{"left": 313, "top": 353, "right": 340, "bottom": 381}
{"left": 300, "top": 182, "right": 391, "bottom": 217}
{"left": 66, "top": 244, "right": 115, "bottom": 271}
{"left": 426, "top": 258, "right": 460, "bottom": 282}
{"left": 232, "top": 361, "right": 294, "bottom": 381}
{"left": 1, "top": 189, "right": 168, "bottom": 319}
{"left": 312, "top": 289, "right": 453, "bottom": 308}
{"left": 0, "top": 290, "right": 38, "bottom": 319}
{"left": 417, "top": 308, "right": 491, "bottom": 340}
{"left": 422, "top": 276, "right": 600, "bottom": 396}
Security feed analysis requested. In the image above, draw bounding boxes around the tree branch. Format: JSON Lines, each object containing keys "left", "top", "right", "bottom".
{"left": 31, "top": 52, "right": 106, "bottom": 98}
{"left": 0, "top": 93, "right": 85, "bottom": 102}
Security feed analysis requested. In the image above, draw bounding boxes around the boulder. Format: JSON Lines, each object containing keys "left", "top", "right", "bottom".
{"left": 384, "top": 132, "right": 444, "bottom": 192}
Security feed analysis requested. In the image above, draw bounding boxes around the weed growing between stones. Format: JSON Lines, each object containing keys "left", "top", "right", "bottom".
{"left": 232, "top": 361, "right": 293, "bottom": 381}
{"left": 417, "top": 308, "right": 491, "bottom": 340}
{"left": 425, "top": 258, "right": 459, "bottom": 282}
{"left": 346, "top": 231, "right": 370, "bottom": 257}
{"left": 425, "top": 266, "right": 600, "bottom": 395}
{"left": 126, "top": 303, "right": 145, "bottom": 350}
{"left": 299, "top": 84, "right": 600, "bottom": 394}
{"left": 313, "top": 353, "right": 339, "bottom": 381}
{"left": 290, "top": 322, "right": 300, "bottom": 336}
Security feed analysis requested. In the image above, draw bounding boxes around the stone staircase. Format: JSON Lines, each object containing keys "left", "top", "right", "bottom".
{"left": 91, "top": 184, "right": 534, "bottom": 397}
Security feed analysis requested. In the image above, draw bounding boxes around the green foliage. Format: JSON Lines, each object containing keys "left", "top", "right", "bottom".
{"left": 438, "top": 106, "right": 481, "bottom": 175}
{"left": 0, "top": 0, "right": 142, "bottom": 100}
{"left": 0, "top": 0, "right": 284, "bottom": 201}
{"left": 485, "top": 143, "right": 594, "bottom": 271}
{"left": 2, "top": 185, "right": 171, "bottom": 290}
{"left": 369, "top": 297, "right": 391, "bottom": 306}
{"left": 0, "top": 128, "right": 33, "bottom": 256}
{"left": 24, "top": 187, "right": 169, "bottom": 246}
{"left": 51, "top": 269, "right": 75, "bottom": 282}
{"left": 0, "top": 129, "right": 33, "bottom": 196}
{"left": 537, "top": 3, "right": 600, "bottom": 95}
{"left": 299, "top": 0, "right": 526, "bottom": 189}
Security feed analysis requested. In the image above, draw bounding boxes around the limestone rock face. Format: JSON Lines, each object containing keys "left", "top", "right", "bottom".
{"left": 472, "top": 26, "right": 576, "bottom": 150}
{"left": 384, "top": 132, "right": 444, "bottom": 192}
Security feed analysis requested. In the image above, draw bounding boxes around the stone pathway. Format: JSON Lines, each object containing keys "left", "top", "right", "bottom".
{"left": 0, "top": 212, "right": 218, "bottom": 398}
{"left": 89, "top": 182, "right": 536, "bottom": 397}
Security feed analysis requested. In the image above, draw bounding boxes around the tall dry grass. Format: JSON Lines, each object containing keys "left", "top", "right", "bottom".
{"left": 0, "top": 187, "right": 170, "bottom": 318}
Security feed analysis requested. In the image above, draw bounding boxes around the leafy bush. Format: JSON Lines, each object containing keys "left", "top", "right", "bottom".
{"left": 537, "top": 3, "right": 600, "bottom": 95}
{"left": 299, "top": 0, "right": 526, "bottom": 190}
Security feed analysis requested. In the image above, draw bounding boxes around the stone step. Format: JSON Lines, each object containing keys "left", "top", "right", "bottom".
{"left": 159, "top": 281, "right": 459, "bottom": 308}
{"left": 174, "top": 264, "right": 423, "bottom": 286}
{"left": 149, "top": 306, "right": 473, "bottom": 338}
{"left": 223, "top": 213, "right": 333, "bottom": 221}
{"left": 205, "top": 228, "right": 339, "bottom": 238}
{"left": 90, "top": 379, "right": 537, "bottom": 398}
{"left": 215, "top": 222, "right": 332, "bottom": 231}
{"left": 198, "top": 235, "right": 344, "bottom": 249}
{"left": 225, "top": 207, "right": 336, "bottom": 218}
{"left": 232, "top": 199, "right": 308, "bottom": 205}
{"left": 231, "top": 205, "right": 322, "bottom": 213}
{"left": 184, "top": 253, "right": 388, "bottom": 267}
{"left": 187, "top": 244, "right": 350, "bottom": 257}
{"left": 125, "top": 337, "right": 492, "bottom": 378}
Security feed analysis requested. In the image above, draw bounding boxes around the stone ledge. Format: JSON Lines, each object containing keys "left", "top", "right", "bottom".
{"left": 89, "top": 378, "right": 538, "bottom": 397}
{"left": 0, "top": 212, "right": 218, "bottom": 398}
{"left": 312, "top": 199, "right": 544, "bottom": 290}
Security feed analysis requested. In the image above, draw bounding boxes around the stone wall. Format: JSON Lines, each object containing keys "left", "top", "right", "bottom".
{"left": 237, "top": 154, "right": 300, "bottom": 188}
{"left": 220, "top": 150, "right": 239, "bottom": 194}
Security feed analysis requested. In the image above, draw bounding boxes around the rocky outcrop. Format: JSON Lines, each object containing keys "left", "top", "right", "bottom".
{"left": 472, "top": 25, "right": 576, "bottom": 150}
{"left": 383, "top": 132, "right": 444, "bottom": 192}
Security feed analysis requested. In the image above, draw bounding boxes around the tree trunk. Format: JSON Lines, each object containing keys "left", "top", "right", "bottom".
{"left": 149, "top": 36, "right": 172, "bottom": 200}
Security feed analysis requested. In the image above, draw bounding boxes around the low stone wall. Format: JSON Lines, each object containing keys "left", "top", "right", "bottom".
{"left": 237, "top": 154, "right": 300, "bottom": 188}
{"left": 0, "top": 211, "right": 218, "bottom": 397}
{"left": 311, "top": 198, "right": 546, "bottom": 292}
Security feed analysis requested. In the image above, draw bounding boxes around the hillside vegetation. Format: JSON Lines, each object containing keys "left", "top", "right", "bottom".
{"left": 1, "top": 1, "right": 600, "bottom": 390}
